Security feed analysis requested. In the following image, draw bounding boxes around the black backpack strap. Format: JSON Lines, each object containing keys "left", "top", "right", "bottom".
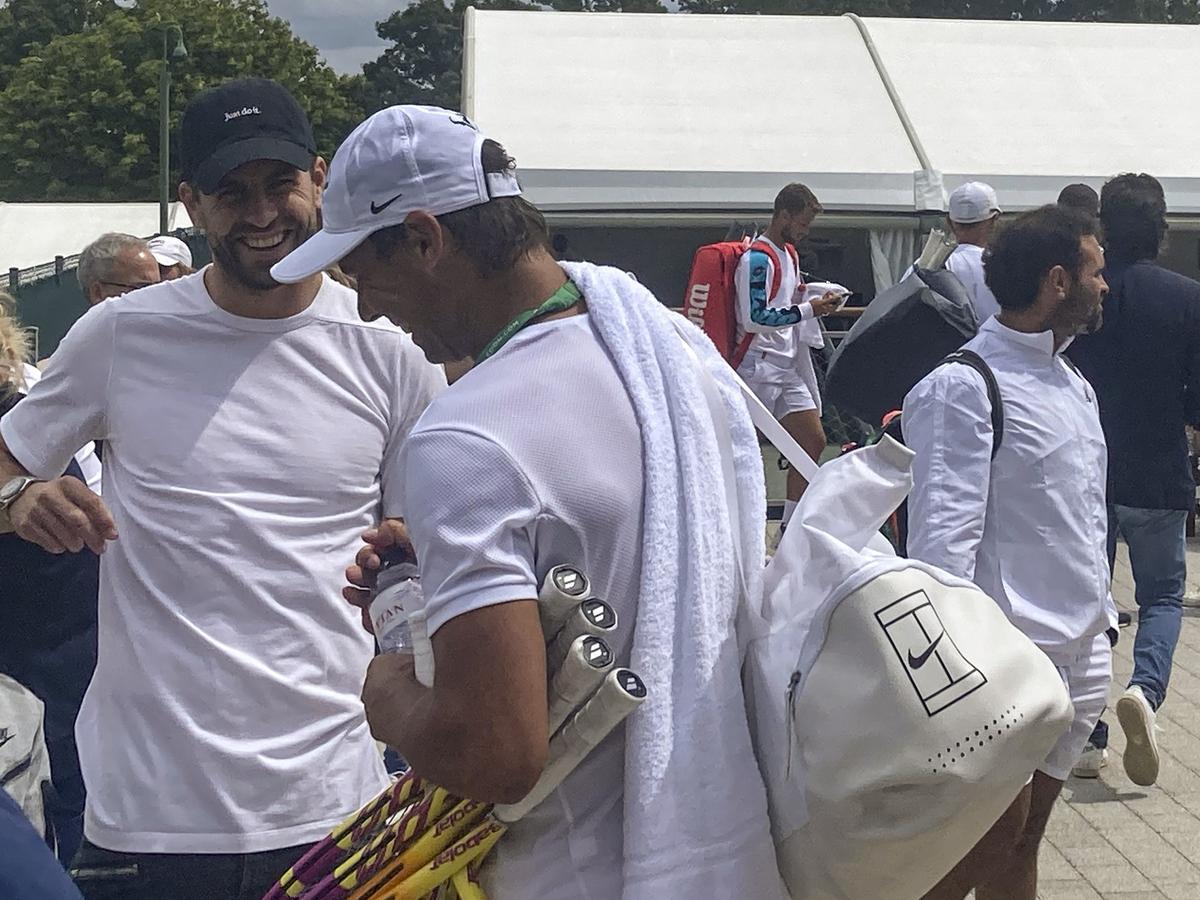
{"left": 939, "top": 349, "right": 1004, "bottom": 459}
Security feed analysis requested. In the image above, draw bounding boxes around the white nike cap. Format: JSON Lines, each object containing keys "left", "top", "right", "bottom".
{"left": 271, "top": 105, "right": 522, "bottom": 284}
{"left": 147, "top": 235, "right": 193, "bottom": 268}
{"left": 948, "top": 182, "right": 1002, "bottom": 224}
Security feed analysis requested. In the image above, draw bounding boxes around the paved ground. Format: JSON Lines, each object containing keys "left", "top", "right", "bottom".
{"left": 1037, "top": 538, "right": 1200, "bottom": 899}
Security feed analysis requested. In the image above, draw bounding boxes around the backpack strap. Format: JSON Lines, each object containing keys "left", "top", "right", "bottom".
{"left": 939, "top": 349, "right": 1004, "bottom": 459}
{"left": 749, "top": 240, "right": 789, "bottom": 302}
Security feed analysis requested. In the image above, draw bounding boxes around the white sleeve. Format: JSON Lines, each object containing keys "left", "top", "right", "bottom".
{"left": 380, "top": 336, "right": 448, "bottom": 518}
{"left": 1, "top": 303, "right": 115, "bottom": 480}
{"left": 902, "top": 365, "right": 995, "bottom": 583}
{"left": 402, "top": 427, "right": 540, "bottom": 637}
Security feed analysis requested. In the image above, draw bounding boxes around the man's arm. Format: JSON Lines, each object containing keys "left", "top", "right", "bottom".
{"left": 360, "top": 427, "right": 550, "bottom": 803}
{"left": 902, "top": 366, "right": 995, "bottom": 582}
{"left": 362, "top": 600, "right": 548, "bottom": 803}
{"left": 0, "top": 303, "right": 117, "bottom": 552}
{"left": 735, "top": 250, "right": 839, "bottom": 333}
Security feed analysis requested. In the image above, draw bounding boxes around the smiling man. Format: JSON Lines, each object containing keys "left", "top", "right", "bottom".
{"left": 0, "top": 79, "right": 445, "bottom": 899}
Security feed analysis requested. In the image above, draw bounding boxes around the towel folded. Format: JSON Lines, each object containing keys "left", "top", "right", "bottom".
{"left": 560, "top": 261, "right": 787, "bottom": 900}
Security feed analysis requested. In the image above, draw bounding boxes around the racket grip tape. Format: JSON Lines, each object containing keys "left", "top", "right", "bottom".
{"left": 537, "top": 565, "right": 591, "bottom": 639}
{"left": 545, "top": 598, "right": 618, "bottom": 674}
{"left": 546, "top": 635, "right": 613, "bottom": 736}
{"left": 496, "top": 669, "right": 646, "bottom": 823}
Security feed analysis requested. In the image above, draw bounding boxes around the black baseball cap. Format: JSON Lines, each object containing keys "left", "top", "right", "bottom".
{"left": 180, "top": 78, "right": 317, "bottom": 193}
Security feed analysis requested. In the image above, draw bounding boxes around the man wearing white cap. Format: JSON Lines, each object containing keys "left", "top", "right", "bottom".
{"left": 946, "top": 182, "right": 1003, "bottom": 325}
{"left": 146, "top": 235, "right": 194, "bottom": 280}
{"left": 275, "top": 106, "right": 786, "bottom": 900}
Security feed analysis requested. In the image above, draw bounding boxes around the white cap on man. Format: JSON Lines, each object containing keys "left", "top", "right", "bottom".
{"left": 271, "top": 106, "right": 522, "bottom": 284}
{"left": 147, "top": 235, "right": 193, "bottom": 268}
{"left": 948, "top": 182, "right": 1002, "bottom": 224}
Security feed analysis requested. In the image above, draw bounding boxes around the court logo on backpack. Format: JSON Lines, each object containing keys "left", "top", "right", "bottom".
{"left": 875, "top": 590, "right": 987, "bottom": 716}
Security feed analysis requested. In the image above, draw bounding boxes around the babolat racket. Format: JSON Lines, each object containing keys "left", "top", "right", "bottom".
{"left": 537, "top": 564, "right": 591, "bottom": 638}
{"left": 266, "top": 567, "right": 644, "bottom": 900}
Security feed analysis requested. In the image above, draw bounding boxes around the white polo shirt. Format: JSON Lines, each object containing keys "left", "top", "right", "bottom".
{"left": 902, "top": 317, "right": 1116, "bottom": 665}
{"left": 945, "top": 243, "right": 1001, "bottom": 325}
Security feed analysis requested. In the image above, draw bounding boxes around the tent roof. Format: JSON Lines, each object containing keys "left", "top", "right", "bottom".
{"left": 0, "top": 202, "right": 193, "bottom": 274}
{"left": 463, "top": 11, "right": 1200, "bottom": 215}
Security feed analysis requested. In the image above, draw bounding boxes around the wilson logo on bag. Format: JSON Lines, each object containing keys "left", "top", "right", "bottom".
{"left": 682, "top": 239, "right": 797, "bottom": 368}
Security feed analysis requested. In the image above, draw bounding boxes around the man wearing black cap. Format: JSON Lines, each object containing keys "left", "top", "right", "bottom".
{"left": 0, "top": 78, "right": 445, "bottom": 898}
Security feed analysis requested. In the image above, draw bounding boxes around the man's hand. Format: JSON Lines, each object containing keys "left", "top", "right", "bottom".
{"left": 10, "top": 477, "right": 117, "bottom": 554}
{"left": 361, "top": 651, "right": 422, "bottom": 747}
{"left": 344, "top": 518, "right": 414, "bottom": 634}
{"left": 810, "top": 290, "right": 847, "bottom": 317}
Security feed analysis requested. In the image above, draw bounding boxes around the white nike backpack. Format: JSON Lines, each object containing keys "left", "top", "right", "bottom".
{"left": 0, "top": 672, "right": 54, "bottom": 847}
{"left": 730, "top": 387, "right": 1074, "bottom": 899}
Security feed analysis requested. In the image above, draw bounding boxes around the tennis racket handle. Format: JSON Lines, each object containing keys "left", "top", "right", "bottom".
{"left": 537, "top": 565, "right": 591, "bottom": 638}
{"left": 547, "top": 635, "right": 613, "bottom": 735}
{"left": 496, "top": 668, "right": 646, "bottom": 823}
{"left": 545, "top": 598, "right": 618, "bottom": 673}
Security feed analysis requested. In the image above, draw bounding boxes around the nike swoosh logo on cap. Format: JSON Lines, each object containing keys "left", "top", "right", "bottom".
{"left": 370, "top": 193, "right": 404, "bottom": 215}
{"left": 907, "top": 631, "right": 945, "bottom": 670}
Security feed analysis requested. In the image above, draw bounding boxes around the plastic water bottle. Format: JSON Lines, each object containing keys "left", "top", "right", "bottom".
{"left": 370, "top": 561, "right": 422, "bottom": 655}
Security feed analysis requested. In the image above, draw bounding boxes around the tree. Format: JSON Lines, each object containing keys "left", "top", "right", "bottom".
{"left": 359, "top": 0, "right": 667, "bottom": 114}
{"left": 0, "top": 0, "right": 113, "bottom": 89}
{"left": 0, "top": 0, "right": 364, "bottom": 201}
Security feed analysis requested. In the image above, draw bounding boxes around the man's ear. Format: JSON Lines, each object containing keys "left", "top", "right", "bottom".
{"left": 401, "top": 211, "right": 447, "bottom": 269}
{"left": 179, "top": 181, "right": 205, "bottom": 231}
{"left": 311, "top": 157, "right": 328, "bottom": 199}
{"left": 1047, "top": 264, "right": 1070, "bottom": 299}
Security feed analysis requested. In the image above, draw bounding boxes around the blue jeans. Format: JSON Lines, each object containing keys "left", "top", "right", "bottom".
{"left": 1091, "top": 505, "right": 1187, "bottom": 750}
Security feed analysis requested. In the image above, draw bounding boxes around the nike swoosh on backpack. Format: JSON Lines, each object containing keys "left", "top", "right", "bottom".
{"left": 907, "top": 631, "right": 945, "bottom": 670}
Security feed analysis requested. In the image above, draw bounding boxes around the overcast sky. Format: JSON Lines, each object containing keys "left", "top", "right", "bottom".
{"left": 268, "top": 0, "right": 398, "bottom": 74}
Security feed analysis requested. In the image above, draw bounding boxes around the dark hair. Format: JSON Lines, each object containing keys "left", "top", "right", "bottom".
{"left": 983, "top": 205, "right": 1098, "bottom": 311}
{"left": 369, "top": 140, "right": 549, "bottom": 276}
{"left": 1057, "top": 183, "right": 1099, "bottom": 218}
{"left": 774, "top": 183, "right": 822, "bottom": 216}
{"left": 1101, "top": 173, "right": 1167, "bottom": 265}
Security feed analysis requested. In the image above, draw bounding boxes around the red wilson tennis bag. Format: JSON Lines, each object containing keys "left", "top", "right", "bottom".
{"left": 682, "top": 239, "right": 798, "bottom": 369}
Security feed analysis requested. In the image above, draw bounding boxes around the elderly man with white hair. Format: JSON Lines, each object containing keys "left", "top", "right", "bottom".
{"left": 76, "top": 233, "right": 159, "bottom": 306}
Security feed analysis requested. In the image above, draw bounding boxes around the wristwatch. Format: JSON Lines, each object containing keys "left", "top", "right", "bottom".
{"left": 0, "top": 475, "right": 41, "bottom": 523}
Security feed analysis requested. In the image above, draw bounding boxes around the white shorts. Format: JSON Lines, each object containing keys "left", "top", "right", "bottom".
{"left": 1039, "top": 631, "right": 1112, "bottom": 781}
{"left": 737, "top": 356, "right": 818, "bottom": 419}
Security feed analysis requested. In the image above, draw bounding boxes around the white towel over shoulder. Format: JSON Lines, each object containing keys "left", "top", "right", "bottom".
{"left": 560, "top": 262, "right": 787, "bottom": 900}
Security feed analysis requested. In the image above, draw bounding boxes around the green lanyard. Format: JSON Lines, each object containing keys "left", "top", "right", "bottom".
{"left": 474, "top": 280, "right": 583, "bottom": 364}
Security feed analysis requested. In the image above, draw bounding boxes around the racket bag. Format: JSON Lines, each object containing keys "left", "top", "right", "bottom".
{"left": 824, "top": 268, "right": 977, "bottom": 428}
{"left": 728, "top": 390, "right": 1073, "bottom": 899}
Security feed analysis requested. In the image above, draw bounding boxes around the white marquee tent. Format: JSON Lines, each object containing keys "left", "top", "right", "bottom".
{"left": 464, "top": 10, "right": 1200, "bottom": 219}
{"left": 1, "top": 202, "right": 192, "bottom": 275}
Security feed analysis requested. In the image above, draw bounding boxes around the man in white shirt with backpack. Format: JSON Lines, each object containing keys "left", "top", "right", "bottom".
{"left": 903, "top": 205, "right": 1115, "bottom": 900}
{"left": 734, "top": 183, "right": 842, "bottom": 525}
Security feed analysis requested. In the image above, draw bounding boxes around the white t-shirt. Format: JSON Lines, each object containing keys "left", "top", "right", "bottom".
{"left": 402, "top": 314, "right": 644, "bottom": 900}
{"left": 733, "top": 235, "right": 804, "bottom": 370}
{"left": 22, "top": 363, "right": 102, "bottom": 494}
{"left": 945, "top": 243, "right": 1001, "bottom": 324}
{"left": 1, "top": 272, "right": 446, "bottom": 853}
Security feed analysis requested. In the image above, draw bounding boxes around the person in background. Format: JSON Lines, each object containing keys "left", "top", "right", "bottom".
{"left": 0, "top": 78, "right": 444, "bottom": 899}
{"left": 945, "top": 182, "right": 1003, "bottom": 325}
{"left": 75, "top": 234, "right": 159, "bottom": 306}
{"left": 0, "top": 301, "right": 97, "bottom": 866}
{"left": 146, "top": 236, "right": 194, "bottom": 281}
{"left": 1068, "top": 173, "right": 1200, "bottom": 786}
{"left": 734, "top": 183, "right": 843, "bottom": 525}
{"left": 1058, "top": 183, "right": 1100, "bottom": 220}
{"left": 905, "top": 206, "right": 1113, "bottom": 900}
